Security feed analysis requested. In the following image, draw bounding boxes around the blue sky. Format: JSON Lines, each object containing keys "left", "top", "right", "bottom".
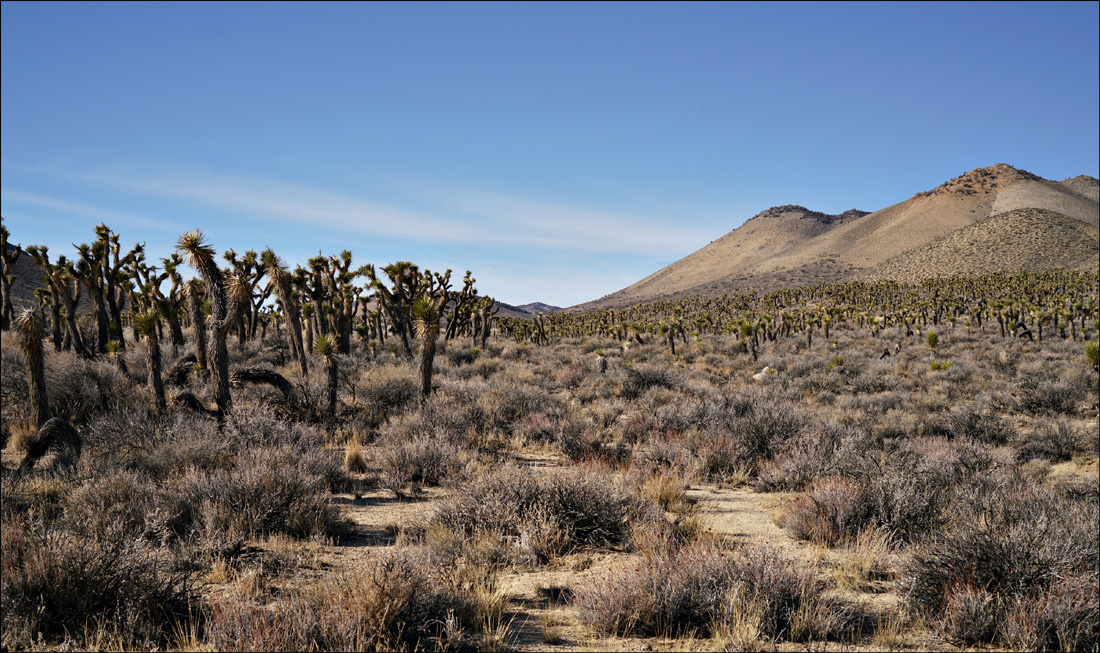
{"left": 3, "top": 2, "right": 1098, "bottom": 307}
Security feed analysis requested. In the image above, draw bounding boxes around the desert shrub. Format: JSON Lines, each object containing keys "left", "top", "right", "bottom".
{"left": 443, "top": 344, "right": 478, "bottom": 367}
{"left": 779, "top": 476, "right": 872, "bottom": 546}
{"left": 1018, "top": 377, "right": 1088, "bottom": 415}
{"left": 556, "top": 413, "right": 600, "bottom": 461}
{"left": 867, "top": 407, "right": 919, "bottom": 440}
{"left": 858, "top": 436, "right": 983, "bottom": 541}
{"left": 203, "top": 548, "right": 494, "bottom": 652}
{"left": 1, "top": 512, "right": 195, "bottom": 650}
{"left": 354, "top": 365, "right": 420, "bottom": 427}
{"left": 1001, "top": 571, "right": 1099, "bottom": 652}
{"left": 555, "top": 363, "right": 588, "bottom": 389}
{"left": 637, "top": 430, "right": 696, "bottom": 474}
{"left": 477, "top": 379, "right": 557, "bottom": 435}
{"left": 933, "top": 582, "right": 1000, "bottom": 646}
{"left": 622, "top": 363, "right": 680, "bottom": 398}
{"left": 1016, "top": 419, "right": 1087, "bottom": 462}
{"left": 223, "top": 402, "right": 326, "bottom": 450}
{"left": 572, "top": 543, "right": 842, "bottom": 641}
{"left": 907, "top": 472, "right": 1099, "bottom": 648}
{"left": 944, "top": 406, "right": 1011, "bottom": 444}
{"left": 694, "top": 430, "right": 753, "bottom": 482}
{"left": 468, "top": 356, "right": 503, "bottom": 379}
{"left": 46, "top": 355, "right": 138, "bottom": 423}
{"left": 425, "top": 463, "right": 660, "bottom": 563}
{"left": 375, "top": 431, "right": 465, "bottom": 494}
{"left": 729, "top": 395, "right": 807, "bottom": 461}
{"left": 182, "top": 447, "right": 348, "bottom": 539}
{"left": 62, "top": 471, "right": 159, "bottom": 541}
{"left": 757, "top": 422, "right": 872, "bottom": 491}
{"left": 383, "top": 387, "right": 499, "bottom": 450}
{"left": 0, "top": 343, "right": 29, "bottom": 423}
{"left": 512, "top": 408, "right": 563, "bottom": 445}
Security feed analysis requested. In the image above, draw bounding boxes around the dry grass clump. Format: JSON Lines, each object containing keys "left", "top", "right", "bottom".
{"left": 375, "top": 431, "right": 465, "bottom": 495}
{"left": 572, "top": 541, "right": 848, "bottom": 643}
{"left": 829, "top": 526, "right": 897, "bottom": 592}
{"left": 203, "top": 548, "right": 501, "bottom": 652}
{"left": 422, "top": 463, "right": 662, "bottom": 565}
{"left": 779, "top": 476, "right": 872, "bottom": 546}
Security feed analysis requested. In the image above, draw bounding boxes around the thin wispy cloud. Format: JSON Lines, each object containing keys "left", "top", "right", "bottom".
{"left": 0, "top": 188, "right": 184, "bottom": 234}
{"left": 412, "top": 183, "right": 717, "bottom": 255}
{"left": 72, "top": 167, "right": 715, "bottom": 256}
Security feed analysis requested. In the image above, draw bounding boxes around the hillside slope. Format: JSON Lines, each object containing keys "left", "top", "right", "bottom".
{"left": 573, "top": 164, "right": 1099, "bottom": 310}
{"left": 859, "top": 208, "right": 1100, "bottom": 284}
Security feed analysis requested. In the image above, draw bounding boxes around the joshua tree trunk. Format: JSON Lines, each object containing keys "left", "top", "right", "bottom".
{"left": 166, "top": 306, "right": 185, "bottom": 353}
{"left": 0, "top": 224, "right": 18, "bottom": 331}
{"left": 177, "top": 232, "right": 231, "bottom": 420}
{"left": 262, "top": 249, "right": 308, "bottom": 378}
{"left": 304, "top": 308, "right": 315, "bottom": 358}
{"left": 315, "top": 336, "right": 338, "bottom": 421}
{"left": 134, "top": 310, "right": 166, "bottom": 416}
{"left": 48, "top": 287, "right": 63, "bottom": 350}
{"left": 187, "top": 281, "right": 209, "bottom": 376}
{"left": 16, "top": 309, "right": 52, "bottom": 427}
{"left": 413, "top": 296, "right": 442, "bottom": 403}
{"left": 89, "top": 285, "right": 110, "bottom": 353}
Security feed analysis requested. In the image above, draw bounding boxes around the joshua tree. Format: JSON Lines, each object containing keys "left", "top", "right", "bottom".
{"left": 132, "top": 309, "right": 166, "bottom": 416}
{"left": 413, "top": 295, "right": 441, "bottom": 403}
{"left": 1, "top": 220, "right": 21, "bottom": 331}
{"left": 26, "top": 245, "right": 65, "bottom": 350}
{"left": 176, "top": 231, "right": 232, "bottom": 420}
{"left": 186, "top": 279, "right": 209, "bottom": 376}
{"left": 15, "top": 308, "right": 51, "bottom": 427}
{"left": 315, "top": 335, "right": 338, "bottom": 421}
{"left": 262, "top": 248, "right": 308, "bottom": 377}
{"left": 92, "top": 224, "right": 143, "bottom": 351}
{"left": 926, "top": 330, "right": 939, "bottom": 353}
{"left": 363, "top": 261, "right": 423, "bottom": 357}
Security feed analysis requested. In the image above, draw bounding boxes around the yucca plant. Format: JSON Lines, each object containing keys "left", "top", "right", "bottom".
{"left": 1086, "top": 341, "right": 1100, "bottom": 373}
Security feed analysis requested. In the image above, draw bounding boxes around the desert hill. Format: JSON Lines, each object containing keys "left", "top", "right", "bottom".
{"left": 576, "top": 205, "right": 869, "bottom": 309}
{"left": 516, "top": 302, "right": 562, "bottom": 315}
{"left": 859, "top": 208, "right": 1100, "bottom": 285}
{"left": 572, "top": 164, "right": 1099, "bottom": 310}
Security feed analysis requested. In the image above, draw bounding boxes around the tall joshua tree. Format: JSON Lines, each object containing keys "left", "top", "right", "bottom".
{"left": 16, "top": 309, "right": 51, "bottom": 427}
{"left": 1, "top": 220, "right": 21, "bottom": 331}
{"left": 262, "top": 249, "right": 308, "bottom": 377}
{"left": 186, "top": 279, "right": 209, "bottom": 375}
{"left": 315, "top": 335, "right": 338, "bottom": 421}
{"left": 132, "top": 309, "right": 166, "bottom": 416}
{"left": 26, "top": 245, "right": 65, "bottom": 350}
{"left": 176, "top": 231, "right": 232, "bottom": 420}
{"left": 413, "top": 295, "right": 442, "bottom": 403}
